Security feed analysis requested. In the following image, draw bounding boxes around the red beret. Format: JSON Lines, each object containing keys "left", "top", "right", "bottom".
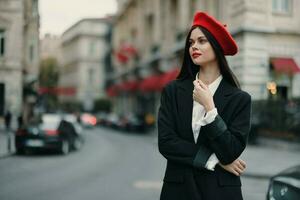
{"left": 192, "top": 12, "right": 238, "bottom": 56}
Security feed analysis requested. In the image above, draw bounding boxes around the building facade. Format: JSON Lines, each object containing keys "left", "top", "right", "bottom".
{"left": 0, "top": 0, "right": 40, "bottom": 117}
{"left": 40, "top": 34, "right": 62, "bottom": 63}
{"left": 60, "top": 18, "right": 111, "bottom": 111}
{"left": 109, "top": 0, "right": 300, "bottom": 118}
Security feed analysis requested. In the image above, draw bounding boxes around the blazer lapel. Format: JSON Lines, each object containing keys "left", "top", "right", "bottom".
{"left": 197, "top": 78, "right": 237, "bottom": 144}
{"left": 212, "top": 78, "right": 237, "bottom": 115}
{"left": 176, "top": 78, "right": 194, "bottom": 141}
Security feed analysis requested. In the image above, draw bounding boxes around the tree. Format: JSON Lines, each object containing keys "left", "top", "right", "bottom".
{"left": 94, "top": 98, "right": 112, "bottom": 113}
{"left": 39, "top": 57, "right": 60, "bottom": 112}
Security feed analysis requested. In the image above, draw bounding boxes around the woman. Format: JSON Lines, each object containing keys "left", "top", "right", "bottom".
{"left": 158, "top": 12, "right": 251, "bottom": 200}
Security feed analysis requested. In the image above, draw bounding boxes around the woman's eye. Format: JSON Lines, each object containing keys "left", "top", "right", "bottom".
{"left": 199, "top": 39, "right": 207, "bottom": 44}
{"left": 189, "top": 41, "right": 194, "bottom": 46}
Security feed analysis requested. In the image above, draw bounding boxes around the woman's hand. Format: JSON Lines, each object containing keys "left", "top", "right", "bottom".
{"left": 219, "top": 159, "right": 246, "bottom": 176}
{"left": 193, "top": 80, "right": 215, "bottom": 111}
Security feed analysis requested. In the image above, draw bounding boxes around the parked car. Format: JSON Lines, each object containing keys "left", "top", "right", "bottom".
{"left": 95, "top": 112, "right": 109, "bottom": 126}
{"left": 120, "top": 114, "right": 146, "bottom": 133}
{"left": 105, "top": 113, "right": 120, "bottom": 129}
{"left": 80, "top": 113, "right": 97, "bottom": 128}
{"left": 129, "top": 115, "right": 147, "bottom": 132}
{"left": 15, "top": 114, "right": 84, "bottom": 155}
{"left": 266, "top": 165, "right": 300, "bottom": 200}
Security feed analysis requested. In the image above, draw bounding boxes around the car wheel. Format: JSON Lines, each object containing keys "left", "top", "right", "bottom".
{"left": 60, "top": 140, "right": 70, "bottom": 155}
{"left": 73, "top": 137, "right": 83, "bottom": 150}
{"left": 16, "top": 148, "right": 25, "bottom": 155}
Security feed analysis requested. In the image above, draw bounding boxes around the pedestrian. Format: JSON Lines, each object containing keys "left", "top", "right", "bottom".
{"left": 4, "top": 110, "right": 12, "bottom": 131}
{"left": 4, "top": 110, "right": 12, "bottom": 152}
{"left": 17, "top": 114, "right": 23, "bottom": 129}
{"left": 158, "top": 11, "right": 251, "bottom": 200}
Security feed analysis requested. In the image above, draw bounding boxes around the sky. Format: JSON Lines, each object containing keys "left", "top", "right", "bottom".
{"left": 39, "top": 0, "right": 118, "bottom": 36}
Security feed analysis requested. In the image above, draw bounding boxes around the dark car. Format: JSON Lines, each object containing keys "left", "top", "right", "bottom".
{"left": 125, "top": 114, "right": 146, "bottom": 132}
{"left": 266, "top": 165, "right": 300, "bottom": 200}
{"left": 15, "top": 114, "right": 84, "bottom": 155}
{"left": 116, "top": 113, "right": 145, "bottom": 132}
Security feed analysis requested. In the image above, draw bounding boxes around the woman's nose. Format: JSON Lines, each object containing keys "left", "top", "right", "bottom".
{"left": 192, "top": 45, "right": 198, "bottom": 51}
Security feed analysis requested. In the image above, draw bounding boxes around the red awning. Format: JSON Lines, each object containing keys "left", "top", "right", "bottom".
{"left": 139, "top": 75, "right": 162, "bottom": 92}
{"left": 119, "top": 80, "right": 139, "bottom": 91}
{"left": 121, "top": 44, "right": 137, "bottom": 56}
{"left": 139, "top": 68, "right": 180, "bottom": 92}
{"left": 106, "top": 85, "right": 119, "bottom": 97}
{"left": 271, "top": 58, "right": 300, "bottom": 74}
{"left": 38, "top": 87, "right": 76, "bottom": 96}
{"left": 158, "top": 68, "right": 179, "bottom": 90}
{"left": 116, "top": 51, "right": 129, "bottom": 64}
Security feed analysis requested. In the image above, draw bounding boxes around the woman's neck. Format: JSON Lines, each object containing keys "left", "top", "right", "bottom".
{"left": 198, "top": 63, "right": 221, "bottom": 85}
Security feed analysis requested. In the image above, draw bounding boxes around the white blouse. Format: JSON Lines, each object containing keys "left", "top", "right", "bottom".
{"left": 192, "top": 73, "right": 222, "bottom": 171}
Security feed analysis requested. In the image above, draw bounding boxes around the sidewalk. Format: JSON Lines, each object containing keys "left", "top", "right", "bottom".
{"left": 0, "top": 118, "right": 18, "bottom": 158}
{"left": 0, "top": 128, "right": 15, "bottom": 158}
{"left": 241, "top": 138, "right": 300, "bottom": 179}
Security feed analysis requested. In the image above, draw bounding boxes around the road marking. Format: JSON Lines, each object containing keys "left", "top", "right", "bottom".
{"left": 133, "top": 180, "right": 163, "bottom": 190}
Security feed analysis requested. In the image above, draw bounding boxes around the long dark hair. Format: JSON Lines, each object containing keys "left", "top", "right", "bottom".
{"left": 177, "top": 26, "right": 240, "bottom": 88}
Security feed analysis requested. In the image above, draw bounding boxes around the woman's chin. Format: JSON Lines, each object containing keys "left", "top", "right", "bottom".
{"left": 192, "top": 59, "right": 203, "bottom": 65}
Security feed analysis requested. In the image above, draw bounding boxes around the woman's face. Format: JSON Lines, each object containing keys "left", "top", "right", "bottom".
{"left": 189, "top": 27, "right": 216, "bottom": 66}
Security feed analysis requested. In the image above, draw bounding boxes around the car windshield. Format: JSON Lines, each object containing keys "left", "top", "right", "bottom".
{"left": 40, "top": 115, "right": 61, "bottom": 130}
{"left": 40, "top": 121, "right": 60, "bottom": 130}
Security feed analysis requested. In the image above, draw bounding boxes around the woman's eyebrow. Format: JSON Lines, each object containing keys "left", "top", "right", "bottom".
{"left": 189, "top": 36, "right": 206, "bottom": 41}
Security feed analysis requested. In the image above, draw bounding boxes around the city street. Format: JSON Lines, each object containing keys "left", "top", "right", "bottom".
{"left": 1, "top": 1, "right": 300, "bottom": 199}
{"left": 0, "top": 127, "right": 269, "bottom": 200}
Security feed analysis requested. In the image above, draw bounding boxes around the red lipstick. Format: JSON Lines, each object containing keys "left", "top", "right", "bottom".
{"left": 192, "top": 52, "right": 202, "bottom": 58}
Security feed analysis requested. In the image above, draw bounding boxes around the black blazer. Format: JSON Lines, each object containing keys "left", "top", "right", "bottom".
{"left": 158, "top": 77, "right": 251, "bottom": 200}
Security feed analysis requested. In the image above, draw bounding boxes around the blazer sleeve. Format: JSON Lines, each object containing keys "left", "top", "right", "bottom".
{"left": 201, "top": 92, "right": 252, "bottom": 165}
{"left": 158, "top": 85, "right": 213, "bottom": 169}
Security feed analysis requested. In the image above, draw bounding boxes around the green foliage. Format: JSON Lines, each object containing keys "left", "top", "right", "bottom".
{"left": 59, "top": 101, "right": 82, "bottom": 113}
{"left": 93, "top": 98, "right": 111, "bottom": 113}
{"left": 252, "top": 99, "right": 300, "bottom": 140}
{"left": 39, "top": 57, "right": 60, "bottom": 111}
{"left": 39, "top": 57, "right": 59, "bottom": 87}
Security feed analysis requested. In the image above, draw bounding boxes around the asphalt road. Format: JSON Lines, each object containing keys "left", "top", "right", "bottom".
{"left": 0, "top": 127, "right": 268, "bottom": 200}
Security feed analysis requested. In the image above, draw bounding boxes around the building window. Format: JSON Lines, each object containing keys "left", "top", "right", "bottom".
{"left": 89, "top": 41, "right": 96, "bottom": 55}
{"left": 170, "top": 0, "right": 178, "bottom": 33}
{"left": 29, "top": 44, "right": 34, "bottom": 62}
{"left": 190, "top": 0, "right": 197, "bottom": 20}
{"left": 0, "top": 30, "right": 5, "bottom": 57}
{"left": 88, "top": 68, "right": 94, "bottom": 84}
{"left": 32, "top": 0, "right": 38, "bottom": 16}
{"left": 145, "top": 14, "right": 154, "bottom": 48}
{"left": 130, "top": 28, "right": 137, "bottom": 42}
{"left": 160, "top": 0, "right": 166, "bottom": 41}
{"left": 272, "top": 0, "right": 291, "bottom": 14}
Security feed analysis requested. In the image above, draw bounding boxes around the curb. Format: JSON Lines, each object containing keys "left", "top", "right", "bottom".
{"left": 242, "top": 172, "right": 271, "bottom": 180}
{"left": 0, "top": 152, "right": 15, "bottom": 159}
{"left": 256, "top": 137, "right": 300, "bottom": 152}
{"left": 0, "top": 130, "right": 16, "bottom": 159}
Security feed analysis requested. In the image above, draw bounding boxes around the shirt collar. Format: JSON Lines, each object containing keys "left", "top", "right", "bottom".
{"left": 195, "top": 72, "right": 223, "bottom": 95}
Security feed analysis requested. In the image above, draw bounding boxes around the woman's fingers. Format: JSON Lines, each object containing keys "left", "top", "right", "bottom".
{"left": 193, "top": 85, "right": 204, "bottom": 95}
{"left": 239, "top": 159, "right": 246, "bottom": 168}
{"left": 193, "top": 80, "right": 201, "bottom": 87}
{"left": 236, "top": 161, "right": 245, "bottom": 171}
{"left": 194, "top": 80, "right": 207, "bottom": 91}
{"left": 234, "top": 165, "right": 244, "bottom": 175}
{"left": 234, "top": 159, "right": 247, "bottom": 176}
{"left": 232, "top": 168, "right": 240, "bottom": 176}
{"left": 197, "top": 80, "right": 208, "bottom": 89}
{"left": 220, "top": 159, "right": 247, "bottom": 176}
